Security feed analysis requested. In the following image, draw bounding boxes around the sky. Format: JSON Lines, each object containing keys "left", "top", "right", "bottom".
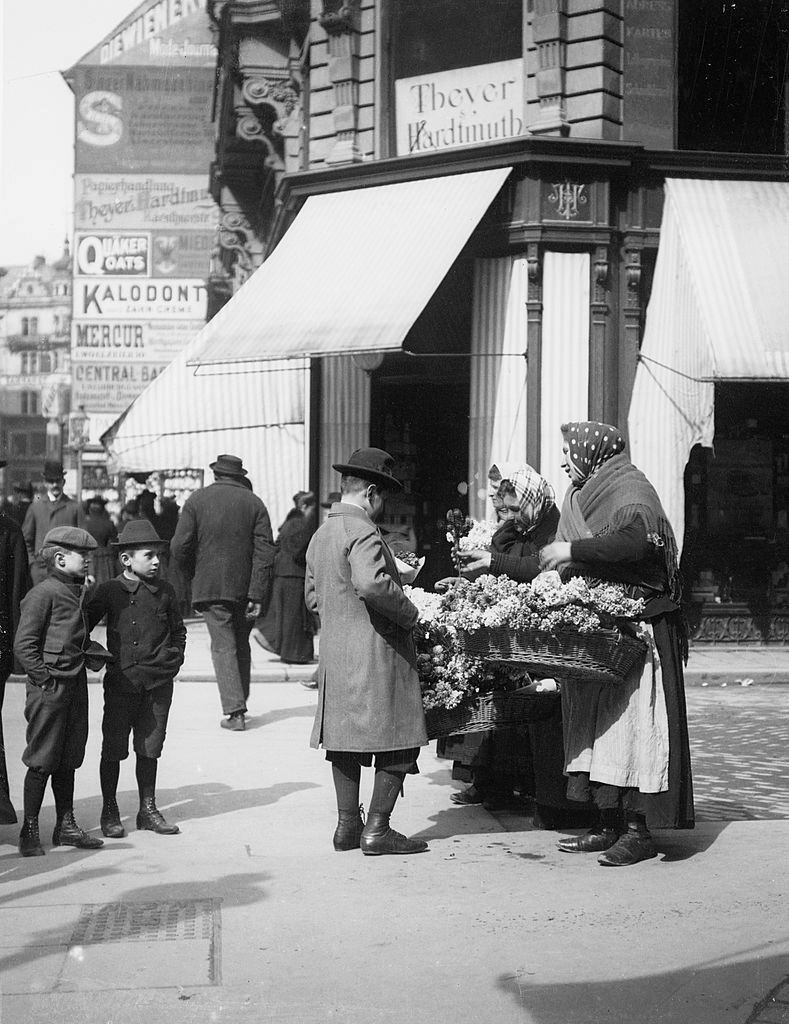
{"left": 0, "top": 0, "right": 140, "bottom": 267}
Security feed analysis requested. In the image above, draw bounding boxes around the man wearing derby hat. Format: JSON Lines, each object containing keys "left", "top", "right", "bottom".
{"left": 86, "top": 519, "right": 186, "bottom": 838}
{"left": 22, "top": 460, "right": 81, "bottom": 585}
{"left": 171, "top": 454, "right": 276, "bottom": 731}
{"left": 305, "top": 448, "right": 429, "bottom": 856}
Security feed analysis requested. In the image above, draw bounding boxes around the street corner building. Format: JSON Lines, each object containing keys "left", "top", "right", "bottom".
{"left": 78, "top": 0, "right": 789, "bottom": 644}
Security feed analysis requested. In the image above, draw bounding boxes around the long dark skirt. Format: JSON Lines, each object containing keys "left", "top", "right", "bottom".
{"left": 437, "top": 697, "right": 580, "bottom": 810}
{"left": 259, "top": 575, "right": 314, "bottom": 664}
{"left": 566, "top": 613, "right": 695, "bottom": 829}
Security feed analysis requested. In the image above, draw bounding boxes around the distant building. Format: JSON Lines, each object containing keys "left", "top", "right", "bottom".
{"left": 0, "top": 247, "right": 72, "bottom": 499}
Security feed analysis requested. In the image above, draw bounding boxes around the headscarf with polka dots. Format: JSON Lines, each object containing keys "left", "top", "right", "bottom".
{"left": 560, "top": 421, "right": 625, "bottom": 484}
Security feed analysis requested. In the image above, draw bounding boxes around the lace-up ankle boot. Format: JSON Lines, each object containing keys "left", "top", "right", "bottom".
{"left": 19, "top": 816, "right": 45, "bottom": 857}
{"left": 360, "top": 812, "right": 428, "bottom": 856}
{"left": 136, "top": 797, "right": 180, "bottom": 835}
{"left": 52, "top": 811, "right": 104, "bottom": 849}
{"left": 333, "top": 804, "right": 365, "bottom": 851}
{"left": 100, "top": 798, "right": 126, "bottom": 838}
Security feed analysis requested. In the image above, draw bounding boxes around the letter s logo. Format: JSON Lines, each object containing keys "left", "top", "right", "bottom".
{"left": 77, "top": 92, "right": 123, "bottom": 147}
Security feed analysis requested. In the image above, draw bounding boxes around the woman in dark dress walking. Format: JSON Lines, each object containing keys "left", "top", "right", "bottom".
{"left": 540, "top": 421, "right": 694, "bottom": 866}
{"left": 253, "top": 492, "right": 317, "bottom": 664}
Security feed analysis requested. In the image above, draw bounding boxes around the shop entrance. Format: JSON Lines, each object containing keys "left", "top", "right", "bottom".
{"left": 683, "top": 383, "right": 789, "bottom": 642}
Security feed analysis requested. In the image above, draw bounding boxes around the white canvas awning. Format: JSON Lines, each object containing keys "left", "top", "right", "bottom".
{"left": 629, "top": 177, "right": 789, "bottom": 552}
{"left": 102, "top": 344, "right": 309, "bottom": 528}
{"left": 186, "top": 167, "right": 512, "bottom": 366}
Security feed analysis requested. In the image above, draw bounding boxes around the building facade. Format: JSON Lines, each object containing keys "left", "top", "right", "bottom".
{"left": 118, "top": 0, "right": 789, "bottom": 639}
{"left": 0, "top": 250, "right": 73, "bottom": 499}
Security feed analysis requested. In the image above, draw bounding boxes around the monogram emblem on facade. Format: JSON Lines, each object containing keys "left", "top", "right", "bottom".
{"left": 547, "top": 181, "right": 588, "bottom": 220}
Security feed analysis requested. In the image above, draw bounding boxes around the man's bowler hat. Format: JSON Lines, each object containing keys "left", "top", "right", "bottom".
{"left": 42, "top": 460, "right": 65, "bottom": 481}
{"left": 112, "top": 519, "right": 168, "bottom": 550}
{"left": 209, "top": 453, "right": 248, "bottom": 477}
{"left": 42, "top": 526, "right": 97, "bottom": 551}
{"left": 332, "top": 448, "right": 402, "bottom": 491}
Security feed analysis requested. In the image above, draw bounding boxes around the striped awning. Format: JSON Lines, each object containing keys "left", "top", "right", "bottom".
{"left": 629, "top": 177, "right": 789, "bottom": 551}
{"left": 187, "top": 167, "right": 512, "bottom": 366}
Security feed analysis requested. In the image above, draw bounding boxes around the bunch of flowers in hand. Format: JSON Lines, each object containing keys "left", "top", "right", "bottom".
{"left": 445, "top": 508, "right": 472, "bottom": 574}
{"left": 406, "top": 586, "right": 529, "bottom": 711}
{"left": 437, "top": 571, "right": 644, "bottom": 636}
{"left": 457, "top": 518, "right": 499, "bottom": 553}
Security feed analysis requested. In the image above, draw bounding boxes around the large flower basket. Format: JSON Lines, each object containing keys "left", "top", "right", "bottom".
{"left": 424, "top": 687, "right": 558, "bottom": 740}
{"left": 457, "top": 627, "right": 646, "bottom": 685}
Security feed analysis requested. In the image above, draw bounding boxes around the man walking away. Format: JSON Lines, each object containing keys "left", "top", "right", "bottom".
{"left": 171, "top": 455, "right": 275, "bottom": 732}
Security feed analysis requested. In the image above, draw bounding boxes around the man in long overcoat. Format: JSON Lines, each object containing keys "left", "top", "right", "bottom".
{"left": 306, "top": 447, "right": 428, "bottom": 856}
{"left": 170, "top": 454, "right": 275, "bottom": 731}
{"left": 1, "top": 456, "right": 31, "bottom": 824}
{"left": 21, "top": 461, "right": 80, "bottom": 585}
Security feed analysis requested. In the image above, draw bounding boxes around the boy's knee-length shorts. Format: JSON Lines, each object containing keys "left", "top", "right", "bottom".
{"left": 22, "top": 671, "right": 89, "bottom": 773}
{"left": 101, "top": 681, "right": 174, "bottom": 761}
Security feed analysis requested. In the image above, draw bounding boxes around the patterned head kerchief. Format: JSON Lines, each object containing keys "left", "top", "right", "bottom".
{"left": 488, "top": 462, "right": 555, "bottom": 531}
{"left": 560, "top": 422, "right": 625, "bottom": 484}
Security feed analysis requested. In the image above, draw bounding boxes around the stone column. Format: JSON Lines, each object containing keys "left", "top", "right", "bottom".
{"left": 528, "top": 0, "right": 570, "bottom": 136}
{"left": 319, "top": 0, "right": 363, "bottom": 165}
{"left": 525, "top": 243, "right": 544, "bottom": 469}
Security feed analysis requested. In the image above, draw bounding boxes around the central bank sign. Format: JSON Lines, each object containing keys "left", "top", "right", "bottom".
{"left": 395, "top": 59, "right": 524, "bottom": 156}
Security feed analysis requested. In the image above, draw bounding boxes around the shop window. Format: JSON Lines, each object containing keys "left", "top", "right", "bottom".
{"left": 20, "top": 391, "right": 38, "bottom": 416}
{"left": 387, "top": 0, "right": 523, "bottom": 153}
{"left": 30, "top": 431, "right": 46, "bottom": 456}
{"left": 10, "top": 433, "right": 28, "bottom": 457}
{"left": 678, "top": 0, "right": 789, "bottom": 153}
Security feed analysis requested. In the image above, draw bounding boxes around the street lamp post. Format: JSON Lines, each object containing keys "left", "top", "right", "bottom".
{"left": 68, "top": 405, "right": 90, "bottom": 504}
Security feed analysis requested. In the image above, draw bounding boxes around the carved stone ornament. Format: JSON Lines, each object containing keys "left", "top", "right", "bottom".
{"left": 526, "top": 243, "right": 540, "bottom": 283}
{"left": 625, "top": 249, "right": 642, "bottom": 293}
{"left": 547, "top": 181, "right": 588, "bottom": 220}
{"left": 241, "top": 74, "right": 299, "bottom": 118}
{"left": 216, "top": 210, "right": 256, "bottom": 285}
{"left": 319, "top": 0, "right": 359, "bottom": 35}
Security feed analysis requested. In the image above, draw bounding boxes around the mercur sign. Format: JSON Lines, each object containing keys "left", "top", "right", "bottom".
{"left": 395, "top": 59, "right": 524, "bottom": 156}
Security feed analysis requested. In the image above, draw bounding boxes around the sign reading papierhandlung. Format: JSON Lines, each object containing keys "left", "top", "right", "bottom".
{"left": 395, "top": 60, "right": 524, "bottom": 156}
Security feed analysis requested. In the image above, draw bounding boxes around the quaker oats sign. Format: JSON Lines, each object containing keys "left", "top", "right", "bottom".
{"left": 395, "top": 59, "right": 524, "bottom": 156}
{"left": 68, "top": 0, "right": 219, "bottom": 415}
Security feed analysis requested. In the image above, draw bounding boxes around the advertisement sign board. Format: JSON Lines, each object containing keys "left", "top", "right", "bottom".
{"left": 71, "top": 319, "right": 201, "bottom": 362}
{"left": 74, "top": 174, "right": 217, "bottom": 232}
{"left": 72, "top": 361, "right": 170, "bottom": 413}
{"left": 75, "top": 233, "right": 150, "bottom": 276}
{"left": 73, "top": 65, "right": 215, "bottom": 173}
{"left": 395, "top": 59, "right": 524, "bottom": 156}
{"left": 78, "top": 0, "right": 216, "bottom": 68}
{"left": 73, "top": 278, "right": 207, "bottom": 320}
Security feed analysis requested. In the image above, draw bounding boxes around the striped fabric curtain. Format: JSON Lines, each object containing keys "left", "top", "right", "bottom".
{"left": 467, "top": 256, "right": 529, "bottom": 521}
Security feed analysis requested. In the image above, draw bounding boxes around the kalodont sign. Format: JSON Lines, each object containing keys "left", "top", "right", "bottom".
{"left": 395, "top": 59, "right": 524, "bottom": 156}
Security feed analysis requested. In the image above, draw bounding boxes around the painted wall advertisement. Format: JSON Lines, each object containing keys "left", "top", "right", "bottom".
{"left": 70, "top": 0, "right": 219, "bottom": 417}
{"left": 395, "top": 59, "right": 524, "bottom": 156}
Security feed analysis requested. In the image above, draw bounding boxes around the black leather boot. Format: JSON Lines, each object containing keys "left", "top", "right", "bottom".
{"left": 100, "top": 798, "right": 126, "bottom": 838}
{"left": 19, "top": 817, "right": 45, "bottom": 857}
{"left": 557, "top": 826, "right": 620, "bottom": 853}
{"left": 0, "top": 745, "right": 17, "bottom": 825}
{"left": 52, "top": 811, "right": 104, "bottom": 849}
{"left": 137, "top": 797, "right": 180, "bottom": 835}
{"left": 360, "top": 812, "right": 428, "bottom": 856}
{"left": 333, "top": 805, "right": 365, "bottom": 852}
{"left": 598, "top": 822, "right": 657, "bottom": 867}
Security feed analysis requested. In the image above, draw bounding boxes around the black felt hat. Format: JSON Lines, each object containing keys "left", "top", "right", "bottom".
{"left": 332, "top": 448, "right": 402, "bottom": 491}
{"left": 209, "top": 454, "right": 248, "bottom": 477}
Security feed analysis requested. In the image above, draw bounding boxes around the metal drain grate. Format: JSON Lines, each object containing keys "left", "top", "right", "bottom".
{"left": 70, "top": 899, "right": 216, "bottom": 945}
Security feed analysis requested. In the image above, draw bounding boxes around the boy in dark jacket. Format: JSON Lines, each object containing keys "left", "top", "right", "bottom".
{"left": 14, "top": 526, "right": 103, "bottom": 857}
{"left": 86, "top": 520, "right": 186, "bottom": 838}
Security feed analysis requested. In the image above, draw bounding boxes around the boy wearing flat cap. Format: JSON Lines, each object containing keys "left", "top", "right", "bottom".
{"left": 14, "top": 526, "right": 103, "bottom": 856}
{"left": 85, "top": 520, "right": 186, "bottom": 838}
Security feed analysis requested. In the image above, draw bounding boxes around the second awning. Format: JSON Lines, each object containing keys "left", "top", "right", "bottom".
{"left": 188, "top": 166, "right": 512, "bottom": 366}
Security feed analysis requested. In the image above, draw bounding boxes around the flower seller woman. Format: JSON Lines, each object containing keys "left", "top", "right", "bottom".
{"left": 540, "top": 421, "right": 694, "bottom": 867}
{"left": 440, "top": 462, "right": 593, "bottom": 830}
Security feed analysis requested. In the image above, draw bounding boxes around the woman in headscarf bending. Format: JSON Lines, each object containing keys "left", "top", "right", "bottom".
{"left": 540, "top": 421, "right": 694, "bottom": 866}
{"left": 441, "top": 462, "right": 593, "bottom": 828}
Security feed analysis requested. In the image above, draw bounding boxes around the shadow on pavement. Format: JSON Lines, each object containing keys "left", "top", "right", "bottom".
{"left": 247, "top": 705, "right": 317, "bottom": 728}
{"left": 0, "top": 870, "right": 271, "bottom": 989}
{"left": 496, "top": 944, "right": 789, "bottom": 1024}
